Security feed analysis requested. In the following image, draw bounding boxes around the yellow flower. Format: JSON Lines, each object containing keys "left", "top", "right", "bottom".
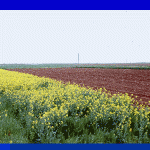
{"left": 28, "top": 112, "right": 34, "bottom": 116}
{"left": 10, "top": 140, "right": 13, "bottom": 144}
{"left": 130, "top": 128, "right": 132, "bottom": 132}
{"left": 5, "top": 114, "right": 7, "bottom": 117}
{"left": 32, "top": 126, "right": 34, "bottom": 129}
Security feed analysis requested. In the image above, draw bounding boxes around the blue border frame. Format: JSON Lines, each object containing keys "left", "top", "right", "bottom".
{"left": 0, "top": 144, "right": 10, "bottom": 150}
{"left": 0, "top": 143, "right": 149, "bottom": 150}
{"left": 9, "top": 143, "right": 150, "bottom": 150}
{"left": 0, "top": 0, "right": 150, "bottom": 10}
{"left": 1, "top": 0, "right": 150, "bottom": 150}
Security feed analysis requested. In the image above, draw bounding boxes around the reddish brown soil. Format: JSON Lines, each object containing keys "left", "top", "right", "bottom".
{"left": 74, "top": 63, "right": 150, "bottom": 67}
{"left": 6, "top": 67, "right": 150, "bottom": 111}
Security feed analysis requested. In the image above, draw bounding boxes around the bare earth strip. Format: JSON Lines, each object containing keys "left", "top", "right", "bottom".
{"left": 6, "top": 67, "right": 150, "bottom": 111}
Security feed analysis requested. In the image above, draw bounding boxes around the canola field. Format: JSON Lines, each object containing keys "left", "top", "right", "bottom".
{"left": 0, "top": 68, "right": 150, "bottom": 144}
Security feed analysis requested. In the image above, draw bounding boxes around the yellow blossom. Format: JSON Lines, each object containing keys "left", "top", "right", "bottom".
{"left": 130, "top": 128, "right": 132, "bottom": 132}
{"left": 10, "top": 140, "right": 13, "bottom": 144}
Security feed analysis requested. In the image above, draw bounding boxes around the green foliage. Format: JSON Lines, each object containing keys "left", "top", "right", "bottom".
{"left": 0, "top": 63, "right": 150, "bottom": 70}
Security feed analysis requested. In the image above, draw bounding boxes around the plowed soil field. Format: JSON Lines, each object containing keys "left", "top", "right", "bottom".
{"left": 6, "top": 67, "right": 150, "bottom": 111}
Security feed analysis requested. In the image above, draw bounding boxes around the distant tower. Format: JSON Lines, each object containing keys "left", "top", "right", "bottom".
{"left": 78, "top": 53, "right": 79, "bottom": 64}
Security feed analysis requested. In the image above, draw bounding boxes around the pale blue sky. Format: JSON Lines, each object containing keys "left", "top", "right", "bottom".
{"left": 0, "top": 10, "right": 150, "bottom": 64}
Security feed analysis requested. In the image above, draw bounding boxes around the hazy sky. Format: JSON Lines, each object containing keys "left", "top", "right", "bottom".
{"left": 0, "top": 10, "right": 150, "bottom": 64}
